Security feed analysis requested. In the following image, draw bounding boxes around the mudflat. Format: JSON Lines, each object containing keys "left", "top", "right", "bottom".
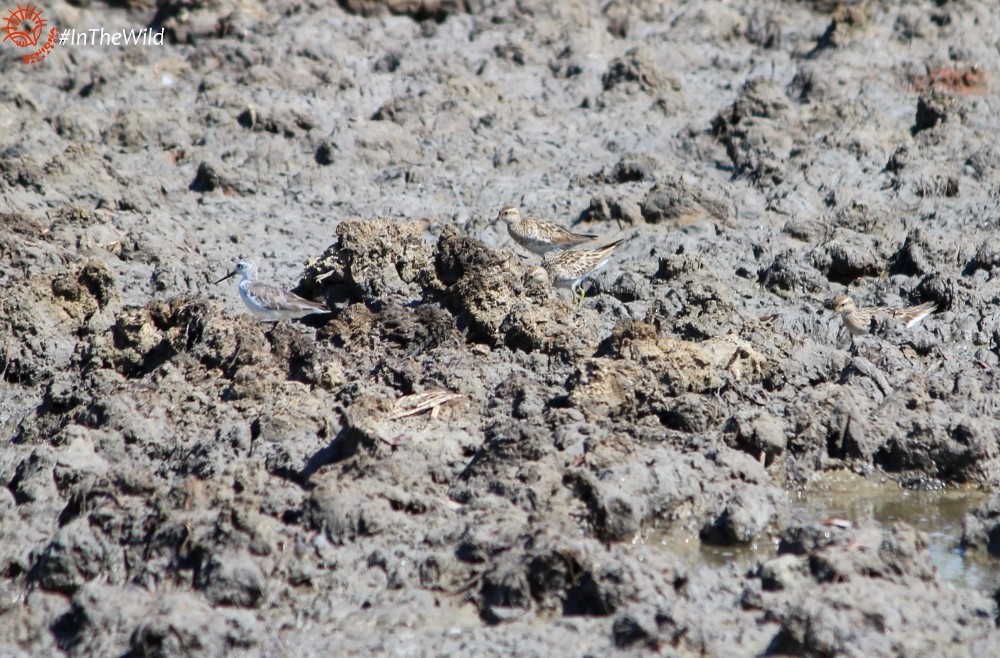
{"left": 2, "top": 1, "right": 999, "bottom": 656}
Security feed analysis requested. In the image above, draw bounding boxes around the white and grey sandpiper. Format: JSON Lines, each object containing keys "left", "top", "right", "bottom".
{"left": 832, "top": 293, "right": 936, "bottom": 336}
{"left": 527, "top": 239, "right": 624, "bottom": 305}
{"left": 214, "top": 259, "right": 329, "bottom": 321}
{"left": 495, "top": 205, "right": 598, "bottom": 255}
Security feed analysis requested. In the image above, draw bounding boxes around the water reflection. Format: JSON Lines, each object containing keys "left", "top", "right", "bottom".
{"left": 653, "top": 472, "right": 1000, "bottom": 593}
{"left": 794, "top": 472, "right": 997, "bottom": 592}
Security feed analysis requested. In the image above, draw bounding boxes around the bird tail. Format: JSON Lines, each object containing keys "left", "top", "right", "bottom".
{"left": 899, "top": 301, "right": 936, "bottom": 328}
{"left": 597, "top": 238, "right": 625, "bottom": 251}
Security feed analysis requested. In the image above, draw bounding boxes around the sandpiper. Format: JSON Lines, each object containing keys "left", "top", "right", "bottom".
{"left": 495, "top": 205, "right": 597, "bottom": 255}
{"left": 527, "top": 239, "right": 624, "bottom": 305}
{"left": 214, "top": 259, "right": 329, "bottom": 321}
{"left": 832, "top": 293, "right": 936, "bottom": 336}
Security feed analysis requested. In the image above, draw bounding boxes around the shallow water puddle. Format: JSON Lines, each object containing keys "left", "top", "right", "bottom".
{"left": 793, "top": 472, "right": 997, "bottom": 592}
{"left": 653, "top": 472, "right": 1000, "bottom": 592}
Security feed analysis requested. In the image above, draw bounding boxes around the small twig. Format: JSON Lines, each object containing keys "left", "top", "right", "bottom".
{"left": 387, "top": 390, "right": 463, "bottom": 420}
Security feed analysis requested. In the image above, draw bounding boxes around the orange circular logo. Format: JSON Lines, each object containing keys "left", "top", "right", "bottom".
{"left": 2, "top": 3, "right": 45, "bottom": 47}
{"left": 2, "top": 3, "right": 58, "bottom": 63}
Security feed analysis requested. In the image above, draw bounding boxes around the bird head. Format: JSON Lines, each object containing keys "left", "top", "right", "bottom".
{"left": 215, "top": 259, "right": 258, "bottom": 284}
{"left": 832, "top": 294, "right": 855, "bottom": 314}
{"left": 495, "top": 205, "right": 520, "bottom": 225}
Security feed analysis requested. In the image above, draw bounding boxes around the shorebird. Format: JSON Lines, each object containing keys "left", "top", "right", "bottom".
{"left": 495, "top": 205, "right": 597, "bottom": 255}
{"left": 214, "top": 259, "right": 329, "bottom": 321}
{"left": 832, "top": 293, "right": 936, "bottom": 336}
{"left": 527, "top": 239, "right": 624, "bottom": 305}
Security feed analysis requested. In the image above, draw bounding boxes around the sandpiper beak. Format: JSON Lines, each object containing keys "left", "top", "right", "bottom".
{"left": 213, "top": 270, "right": 237, "bottom": 285}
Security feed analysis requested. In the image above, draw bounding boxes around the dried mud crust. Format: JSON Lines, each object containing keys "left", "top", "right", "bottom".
{"left": 3, "top": 212, "right": 999, "bottom": 655}
{"left": 3, "top": 0, "right": 1000, "bottom": 656}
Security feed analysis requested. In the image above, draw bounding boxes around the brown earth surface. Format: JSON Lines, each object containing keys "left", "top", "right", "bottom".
{"left": 2, "top": 0, "right": 1000, "bottom": 656}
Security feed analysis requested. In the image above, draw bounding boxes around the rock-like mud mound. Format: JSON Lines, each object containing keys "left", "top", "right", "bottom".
{"left": 3, "top": 0, "right": 1000, "bottom": 655}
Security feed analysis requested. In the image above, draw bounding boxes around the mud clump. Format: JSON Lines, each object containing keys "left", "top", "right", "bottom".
{"left": 51, "top": 259, "right": 119, "bottom": 318}
{"left": 433, "top": 226, "right": 522, "bottom": 342}
{"left": 711, "top": 77, "right": 795, "bottom": 186}
{"left": 763, "top": 523, "right": 994, "bottom": 656}
{"left": 337, "top": 0, "right": 469, "bottom": 21}
{"left": 307, "top": 218, "right": 438, "bottom": 306}
{"left": 961, "top": 494, "right": 1000, "bottom": 557}
{"left": 602, "top": 45, "right": 678, "bottom": 95}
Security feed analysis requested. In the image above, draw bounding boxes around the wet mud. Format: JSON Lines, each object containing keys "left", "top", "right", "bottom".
{"left": 2, "top": 0, "right": 1000, "bottom": 655}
